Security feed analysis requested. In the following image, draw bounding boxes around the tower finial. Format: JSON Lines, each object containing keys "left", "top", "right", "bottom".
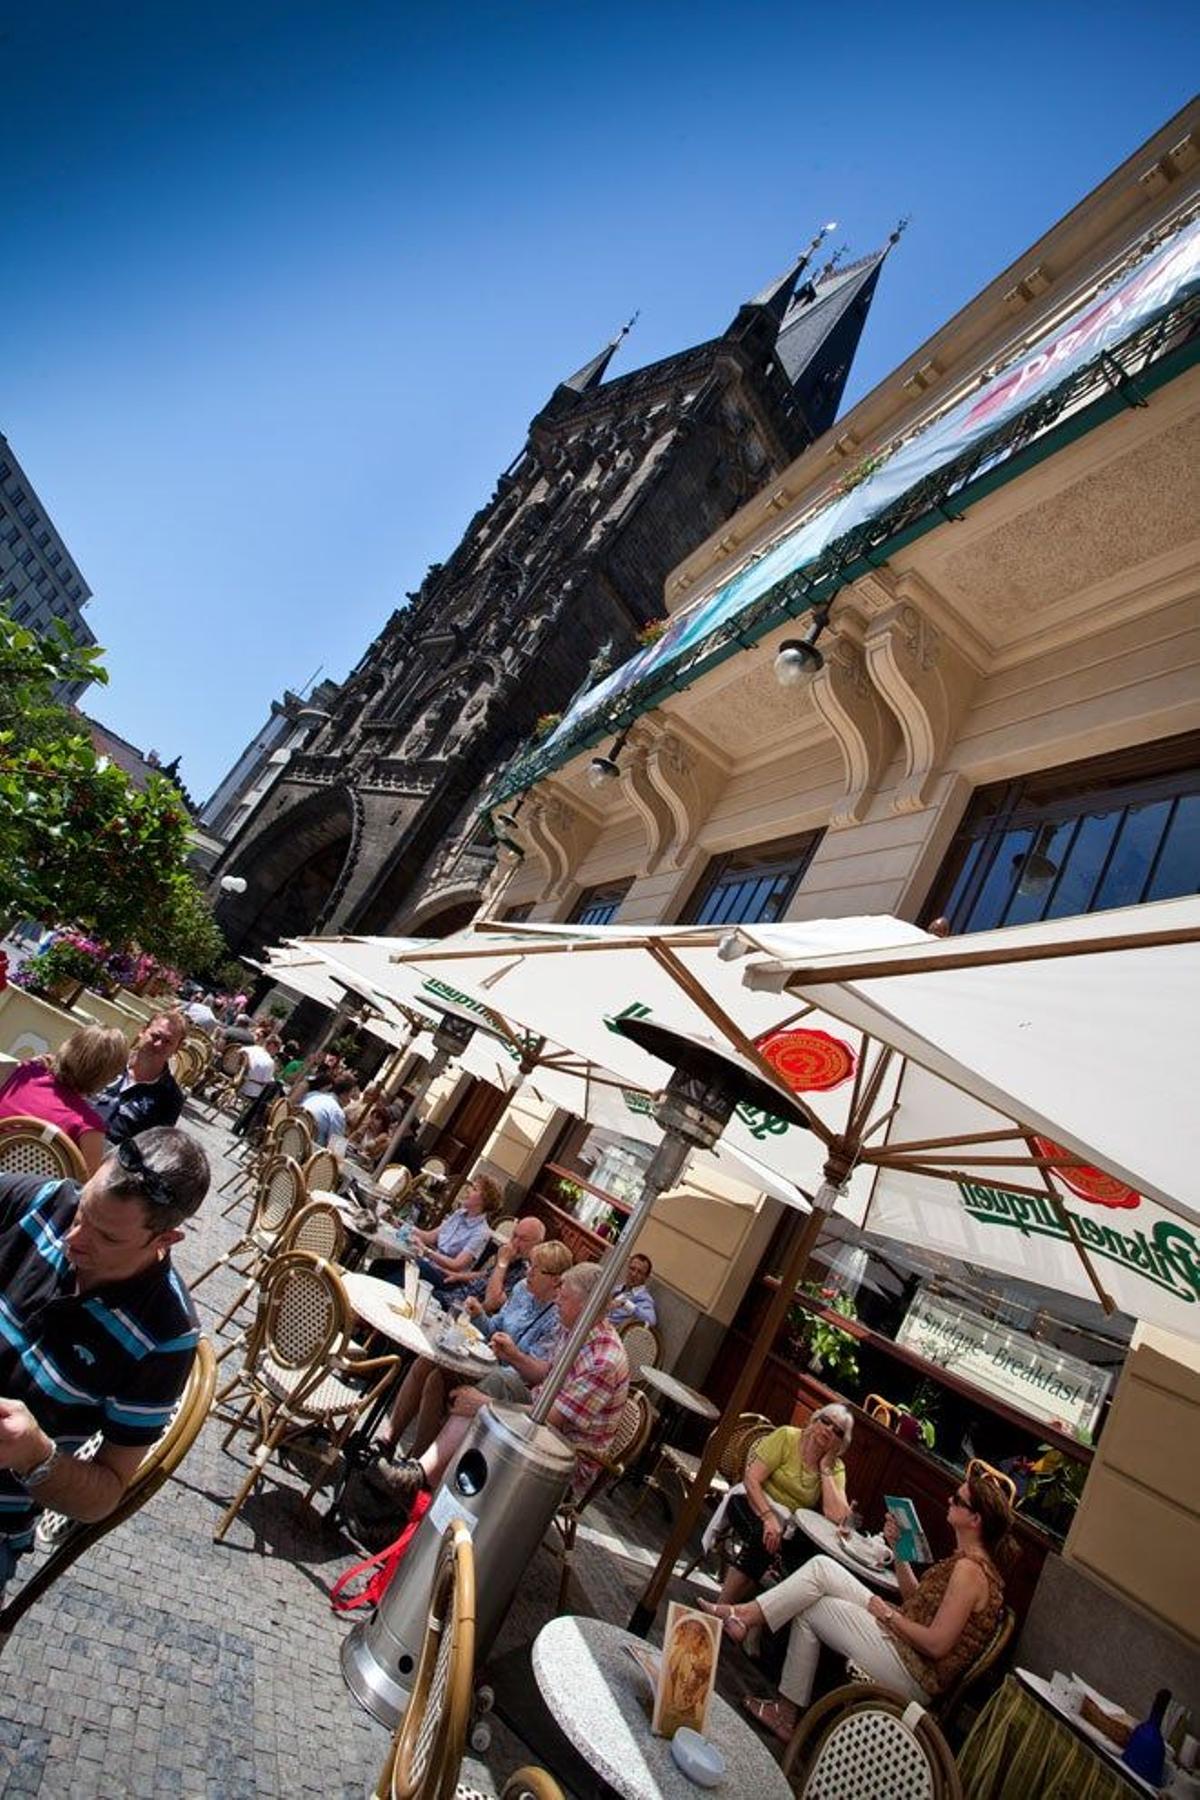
{"left": 888, "top": 215, "right": 911, "bottom": 247}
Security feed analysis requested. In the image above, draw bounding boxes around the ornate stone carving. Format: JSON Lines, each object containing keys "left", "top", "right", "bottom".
{"left": 862, "top": 589, "right": 977, "bottom": 815}
{"left": 522, "top": 780, "right": 601, "bottom": 900}
{"left": 810, "top": 634, "right": 898, "bottom": 827}
{"left": 617, "top": 718, "right": 677, "bottom": 875}
{"left": 642, "top": 722, "right": 726, "bottom": 870}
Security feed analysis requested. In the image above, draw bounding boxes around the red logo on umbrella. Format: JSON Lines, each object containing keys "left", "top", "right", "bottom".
{"left": 757, "top": 1028, "right": 857, "bottom": 1093}
{"left": 1033, "top": 1137, "right": 1141, "bottom": 1210}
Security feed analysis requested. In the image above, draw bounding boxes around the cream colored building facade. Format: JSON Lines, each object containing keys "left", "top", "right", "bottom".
{"left": 409, "top": 105, "right": 1200, "bottom": 1382}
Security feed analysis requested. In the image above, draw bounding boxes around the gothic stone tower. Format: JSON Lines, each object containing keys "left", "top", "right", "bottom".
{"left": 213, "top": 242, "right": 893, "bottom": 954}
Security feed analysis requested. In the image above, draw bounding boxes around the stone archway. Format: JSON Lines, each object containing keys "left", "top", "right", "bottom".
{"left": 215, "top": 785, "right": 359, "bottom": 956}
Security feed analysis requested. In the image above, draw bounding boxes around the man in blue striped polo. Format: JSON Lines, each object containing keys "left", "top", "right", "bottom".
{"left": 0, "top": 1127, "right": 208, "bottom": 1593}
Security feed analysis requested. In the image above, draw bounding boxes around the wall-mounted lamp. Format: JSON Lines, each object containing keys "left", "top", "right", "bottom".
{"left": 1013, "top": 823, "right": 1060, "bottom": 898}
{"left": 219, "top": 875, "right": 248, "bottom": 895}
{"left": 774, "top": 603, "right": 832, "bottom": 689}
{"left": 588, "top": 725, "right": 631, "bottom": 789}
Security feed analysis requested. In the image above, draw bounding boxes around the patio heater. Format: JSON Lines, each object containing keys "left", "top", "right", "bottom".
{"left": 341, "top": 1018, "right": 811, "bottom": 1727}
{"left": 372, "top": 1009, "right": 476, "bottom": 1180}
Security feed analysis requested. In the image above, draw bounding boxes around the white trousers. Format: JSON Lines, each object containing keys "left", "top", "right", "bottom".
{"left": 756, "top": 1554, "right": 927, "bottom": 1708}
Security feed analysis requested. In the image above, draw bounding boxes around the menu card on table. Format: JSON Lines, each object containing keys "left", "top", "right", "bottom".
{"left": 651, "top": 1603, "right": 721, "bottom": 1739}
{"left": 884, "top": 1495, "right": 932, "bottom": 1564}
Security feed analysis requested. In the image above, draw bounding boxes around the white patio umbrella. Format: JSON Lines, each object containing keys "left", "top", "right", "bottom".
{"left": 249, "top": 949, "right": 413, "bottom": 1051}
{"left": 380, "top": 903, "right": 1200, "bottom": 1630}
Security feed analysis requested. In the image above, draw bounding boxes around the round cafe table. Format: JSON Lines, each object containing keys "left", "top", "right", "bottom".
{"left": 531, "top": 1616, "right": 793, "bottom": 1800}
{"left": 635, "top": 1367, "right": 719, "bottom": 1486}
{"left": 791, "top": 1509, "right": 901, "bottom": 1592}
{"left": 340, "top": 1271, "right": 491, "bottom": 1380}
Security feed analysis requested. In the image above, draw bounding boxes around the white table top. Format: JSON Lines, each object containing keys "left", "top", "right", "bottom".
{"left": 532, "top": 1616, "right": 792, "bottom": 1800}
{"left": 341, "top": 1271, "right": 489, "bottom": 1380}
{"left": 639, "top": 1367, "right": 720, "bottom": 1420}
{"left": 319, "top": 1193, "right": 416, "bottom": 1261}
{"left": 791, "top": 1511, "right": 901, "bottom": 1592}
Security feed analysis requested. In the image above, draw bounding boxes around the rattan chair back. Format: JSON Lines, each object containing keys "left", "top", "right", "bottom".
{"left": 302, "top": 1147, "right": 340, "bottom": 1194}
{"left": 252, "top": 1156, "right": 307, "bottom": 1237}
{"left": 783, "top": 1682, "right": 962, "bottom": 1798}
{"left": 934, "top": 1606, "right": 1015, "bottom": 1727}
{"left": 965, "top": 1457, "right": 1019, "bottom": 1506}
{"left": 273, "top": 1113, "right": 313, "bottom": 1163}
{"left": 864, "top": 1393, "right": 900, "bottom": 1430}
{"left": 376, "top": 1164, "right": 413, "bottom": 1199}
{"left": 380, "top": 1519, "right": 476, "bottom": 1800}
{"left": 219, "top": 1045, "right": 247, "bottom": 1079}
{"left": 277, "top": 1199, "right": 345, "bottom": 1265}
{"left": 719, "top": 1413, "right": 774, "bottom": 1483}
{"left": 265, "top": 1094, "right": 289, "bottom": 1130}
{"left": 0, "top": 1115, "right": 87, "bottom": 1182}
{"left": 617, "top": 1320, "right": 661, "bottom": 1383}
{"left": 0, "top": 1339, "right": 216, "bottom": 1642}
{"left": 170, "top": 1041, "right": 204, "bottom": 1089}
{"left": 259, "top": 1252, "right": 349, "bottom": 1371}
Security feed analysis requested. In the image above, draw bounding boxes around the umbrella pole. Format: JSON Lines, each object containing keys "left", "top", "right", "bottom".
{"left": 529, "top": 1130, "right": 694, "bottom": 1425}
{"left": 373, "top": 1049, "right": 451, "bottom": 1178}
{"left": 628, "top": 1175, "right": 840, "bottom": 1637}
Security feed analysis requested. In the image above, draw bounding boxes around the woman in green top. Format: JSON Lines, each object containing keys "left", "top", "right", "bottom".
{"left": 714, "top": 1402, "right": 853, "bottom": 1608}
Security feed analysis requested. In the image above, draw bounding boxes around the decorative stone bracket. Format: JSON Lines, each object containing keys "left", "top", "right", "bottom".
{"left": 521, "top": 779, "right": 601, "bottom": 901}
{"left": 809, "top": 630, "right": 898, "bottom": 828}
{"left": 620, "top": 713, "right": 727, "bottom": 874}
{"left": 855, "top": 571, "right": 981, "bottom": 816}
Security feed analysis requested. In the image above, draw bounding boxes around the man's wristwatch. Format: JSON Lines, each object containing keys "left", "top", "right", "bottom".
{"left": 18, "top": 1442, "right": 59, "bottom": 1489}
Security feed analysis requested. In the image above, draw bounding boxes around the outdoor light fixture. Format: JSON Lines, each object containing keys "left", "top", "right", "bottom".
{"left": 774, "top": 602, "right": 832, "bottom": 689}
{"left": 587, "top": 724, "right": 631, "bottom": 789}
{"left": 1014, "top": 824, "right": 1060, "bottom": 898}
{"left": 493, "top": 807, "right": 522, "bottom": 832}
{"left": 218, "top": 875, "right": 248, "bottom": 895}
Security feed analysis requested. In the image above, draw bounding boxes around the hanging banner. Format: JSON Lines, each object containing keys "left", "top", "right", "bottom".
{"left": 896, "top": 1285, "right": 1110, "bottom": 1435}
{"left": 542, "top": 215, "right": 1200, "bottom": 753}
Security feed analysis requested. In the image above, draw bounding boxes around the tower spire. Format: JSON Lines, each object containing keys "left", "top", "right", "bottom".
{"left": 561, "top": 311, "right": 639, "bottom": 394}
{"left": 736, "top": 223, "right": 839, "bottom": 332}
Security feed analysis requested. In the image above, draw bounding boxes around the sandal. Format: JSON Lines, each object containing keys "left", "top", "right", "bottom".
{"left": 743, "top": 1695, "right": 797, "bottom": 1745}
{"left": 697, "top": 1599, "right": 749, "bottom": 1646}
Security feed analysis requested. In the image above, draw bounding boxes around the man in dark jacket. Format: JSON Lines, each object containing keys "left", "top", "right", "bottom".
{"left": 95, "top": 1012, "right": 186, "bottom": 1144}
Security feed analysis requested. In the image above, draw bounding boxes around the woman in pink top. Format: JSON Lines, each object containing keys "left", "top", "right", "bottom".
{"left": 0, "top": 1025, "right": 128, "bottom": 1174}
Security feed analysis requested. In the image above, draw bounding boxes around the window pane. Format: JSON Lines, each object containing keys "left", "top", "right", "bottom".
{"left": 1044, "top": 810, "right": 1122, "bottom": 919}
{"left": 1146, "top": 793, "right": 1200, "bottom": 901}
{"left": 1004, "top": 818, "right": 1077, "bottom": 927}
{"left": 962, "top": 828, "right": 1029, "bottom": 932}
{"left": 941, "top": 838, "right": 984, "bottom": 929}
{"left": 1092, "top": 799, "right": 1173, "bottom": 911}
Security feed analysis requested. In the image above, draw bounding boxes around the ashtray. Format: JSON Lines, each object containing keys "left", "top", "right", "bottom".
{"left": 670, "top": 1728, "right": 725, "bottom": 1788}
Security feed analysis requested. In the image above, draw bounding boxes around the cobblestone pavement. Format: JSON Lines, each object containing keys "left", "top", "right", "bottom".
{"left": 0, "top": 1106, "right": 728, "bottom": 1799}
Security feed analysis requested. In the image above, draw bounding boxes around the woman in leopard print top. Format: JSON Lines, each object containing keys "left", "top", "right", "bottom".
{"left": 701, "top": 1470, "right": 1013, "bottom": 1744}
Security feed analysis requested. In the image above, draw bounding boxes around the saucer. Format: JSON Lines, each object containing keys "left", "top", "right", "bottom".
{"left": 670, "top": 1728, "right": 725, "bottom": 1788}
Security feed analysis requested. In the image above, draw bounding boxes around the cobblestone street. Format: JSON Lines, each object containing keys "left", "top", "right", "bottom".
{"left": 0, "top": 1106, "right": 690, "bottom": 1799}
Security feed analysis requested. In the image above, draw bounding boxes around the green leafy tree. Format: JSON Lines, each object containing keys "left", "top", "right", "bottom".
{"left": 0, "top": 609, "right": 205, "bottom": 955}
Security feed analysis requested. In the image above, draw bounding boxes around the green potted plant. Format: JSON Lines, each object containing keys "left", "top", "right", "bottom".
{"left": 787, "top": 1283, "right": 861, "bottom": 1390}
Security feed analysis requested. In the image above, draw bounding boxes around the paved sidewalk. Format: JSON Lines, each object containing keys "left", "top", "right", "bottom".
{"left": 0, "top": 1105, "right": 721, "bottom": 1799}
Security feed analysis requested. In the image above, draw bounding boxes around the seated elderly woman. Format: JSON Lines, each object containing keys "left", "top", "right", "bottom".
{"left": 0, "top": 1025, "right": 128, "bottom": 1174}
{"left": 374, "top": 1239, "right": 573, "bottom": 1456}
{"left": 703, "top": 1469, "right": 1013, "bottom": 1743}
{"left": 712, "top": 1402, "right": 853, "bottom": 1608}
{"left": 409, "top": 1172, "right": 502, "bottom": 1282}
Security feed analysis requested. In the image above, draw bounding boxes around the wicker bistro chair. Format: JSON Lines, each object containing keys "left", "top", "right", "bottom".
{"left": 782, "top": 1682, "right": 962, "bottom": 1799}
{"left": 376, "top": 1164, "right": 414, "bottom": 1201}
{"left": 212, "top": 1200, "right": 347, "bottom": 1368}
{"left": 372, "top": 1520, "right": 476, "bottom": 1800}
{"left": 213, "top": 1252, "right": 400, "bottom": 1541}
{"left": 617, "top": 1320, "right": 661, "bottom": 1385}
{"left": 549, "top": 1389, "right": 653, "bottom": 1614}
{"left": 676, "top": 1415, "right": 776, "bottom": 1575}
{"left": 933, "top": 1606, "right": 1016, "bottom": 1734}
{"left": 169, "top": 1040, "right": 204, "bottom": 1091}
{"left": 0, "top": 1115, "right": 88, "bottom": 1183}
{"left": 202, "top": 1045, "right": 249, "bottom": 1119}
{"left": 864, "top": 1393, "right": 901, "bottom": 1430}
{"left": 192, "top": 1154, "right": 308, "bottom": 1324}
{"left": 219, "top": 1109, "right": 314, "bottom": 1209}
{"left": 302, "top": 1146, "right": 341, "bottom": 1195}
{"left": 965, "top": 1458, "right": 1019, "bottom": 1507}
{"left": 0, "top": 1341, "right": 217, "bottom": 1645}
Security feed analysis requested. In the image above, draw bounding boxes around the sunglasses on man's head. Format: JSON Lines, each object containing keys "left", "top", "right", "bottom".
{"left": 116, "top": 1138, "right": 174, "bottom": 1210}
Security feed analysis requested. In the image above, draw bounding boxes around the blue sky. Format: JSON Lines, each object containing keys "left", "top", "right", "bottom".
{"left": 3, "top": 2, "right": 1193, "bottom": 800}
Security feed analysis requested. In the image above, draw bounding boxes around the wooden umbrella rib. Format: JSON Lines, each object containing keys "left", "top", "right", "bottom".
{"left": 868, "top": 1127, "right": 1030, "bottom": 1156}
{"left": 1024, "top": 1132, "right": 1116, "bottom": 1315}
{"left": 646, "top": 940, "right": 833, "bottom": 1145}
{"left": 769, "top": 919, "right": 1200, "bottom": 988}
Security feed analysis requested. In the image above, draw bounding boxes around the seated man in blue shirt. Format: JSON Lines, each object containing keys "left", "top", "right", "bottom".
{"left": 0, "top": 1128, "right": 209, "bottom": 1595}
{"left": 609, "top": 1252, "right": 657, "bottom": 1328}
{"left": 375, "top": 1240, "right": 572, "bottom": 1456}
{"left": 431, "top": 1213, "right": 545, "bottom": 1311}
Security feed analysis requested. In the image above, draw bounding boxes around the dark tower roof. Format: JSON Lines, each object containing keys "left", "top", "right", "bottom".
{"left": 559, "top": 313, "right": 639, "bottom": 394}
{"left": 774, "top": 237, "right": 900, "bottom": 439}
